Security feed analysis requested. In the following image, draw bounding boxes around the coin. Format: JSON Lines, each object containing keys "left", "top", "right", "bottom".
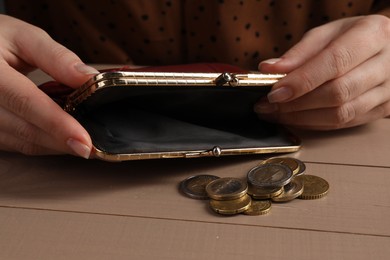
{"left": 296, "top": 174, "right": 329, "bottom": 200}
{"left": 243, "top": 200, "right": 272, "bottom": 216}
{"left": 272, "top": 177, "right": 304, "bottom": 202}
{"left": 206, "top": 177, "right": 248, "bottom": 201}
{"left": 179, "top": 157, "right": 329, "bottom": 217}
{"left": 261, "top": 157, "right": 300, "bottom": 175}
{"left": 295, "top": 159, "right": 306, "bottom": 176}
{"left": 247, "top": 184, "right": 283, "bottom": 199}
{"left": 210, "top": 194, "right": 252, "bottom": 215}
{"left": 247, "top": 163, "right": 293, "bottom": 188}
{"left": 180, "top": 175, "right": 220, "bottom": 199}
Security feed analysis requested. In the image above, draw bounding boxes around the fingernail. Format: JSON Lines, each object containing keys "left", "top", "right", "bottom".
{"left": 74, "top": 63, "right": 100, "bottom": 75}
{"left": 260, "top": 58, "right": 282, "bottom": 65}
{"left": 267, "top": 87, "right": 293, "bottom": 103}
{"left": 254, "top": 102, "right": 278, "bottom": 113}
{"left": 67, "top": 138, "right": 91, "bottom": 159}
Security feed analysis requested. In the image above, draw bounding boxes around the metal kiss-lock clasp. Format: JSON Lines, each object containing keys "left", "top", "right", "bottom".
{"left": 184, "top": 146, "right": 222, "bottom": 158}
{"left": 215, "top": 73, "right": 239, "bottom": 87}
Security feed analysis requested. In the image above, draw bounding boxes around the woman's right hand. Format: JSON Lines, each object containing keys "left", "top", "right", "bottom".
{"left": 0, "top": 15, "right": 99, "bottom": 158}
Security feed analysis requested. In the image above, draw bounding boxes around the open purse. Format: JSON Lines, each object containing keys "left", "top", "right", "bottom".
{"left": 40, "top": 63, "right": 301, "bottom": 161}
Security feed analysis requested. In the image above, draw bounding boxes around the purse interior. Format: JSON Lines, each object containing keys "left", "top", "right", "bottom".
{"left": 73, "top": 85, "right": 297, "bottom": 155}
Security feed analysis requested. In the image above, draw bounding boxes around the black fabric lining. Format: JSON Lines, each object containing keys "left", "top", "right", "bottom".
{"left": 74, "top": 86, "right": 293, "bottom": 154}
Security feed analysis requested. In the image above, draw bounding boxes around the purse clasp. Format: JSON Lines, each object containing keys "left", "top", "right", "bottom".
{"left": 184, "top": 146, "right": 222, "bottom": 158}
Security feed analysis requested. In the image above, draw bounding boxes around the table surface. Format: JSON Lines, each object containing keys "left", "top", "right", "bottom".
{"left": 0, "top": 67, "right": 389, "bottom": 260}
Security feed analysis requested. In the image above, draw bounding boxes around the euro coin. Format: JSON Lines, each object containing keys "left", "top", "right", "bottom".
{"left": 247, "top": 163, "right": 293, "bottom": 188}
{"left": 261, "top": 157, "right": 300, "bottom": 176}
{"left": 296, "top": 175, "right": 329, "bottom": 200}
{"left": 206, "top": 177, "right": 248, "bottom": 201}
{"left": 210, "top": 194, "right": 252, "bottom": 215}
{"left": 243, "top": 200, "right": 272, "bottom": 216}
{"left": 295, "top": 159, "right": 306, "bottom": 176}
{"left": 272, "top": 177, "right": 304, "bottom": 202}
{"left": 247, "top": 184, "right": 283, "bottom": 199}
{"left": 180, "top": 175, "right": 220, "bottom": 199}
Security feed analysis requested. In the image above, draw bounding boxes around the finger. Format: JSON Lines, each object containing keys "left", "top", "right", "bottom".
{"left": 0, "top": 106, "right": 72, "bottom": 153}
{"left": 255, "top": 50, "right": 389, "bottom": 113}
{"left": 267, "top": 15, "right": 390, "bottom": 103}
{"left": 279, "top": 100, "right": 390, "bottom": 130}
{"left": 0, "top": 132, "right": 62, "bottom": 156}
{"left": 0, "top": 64, "right": 92, "bottom": 158}
{"left": 341, "top": 100, "right": 390, "bottom": 129}
{"left": 2, "top": 15, "right": 99, "bottom": 88}
{"left": 259, "top": 17, "right": 360, "bottom": 73}
{"left": 259, "top": 82, "right": 390, "bottom": 130}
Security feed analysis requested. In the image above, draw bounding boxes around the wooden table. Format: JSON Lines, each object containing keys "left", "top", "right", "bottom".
{"left": 0, "top": 67, "right": 389, "bottom": 259}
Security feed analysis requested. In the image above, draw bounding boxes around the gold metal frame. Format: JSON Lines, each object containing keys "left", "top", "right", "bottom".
{"left": 64, "top": 71, "right": 285, "bottom": 113}
{"left": 92, "top": 143, "right": 301, "bottom": 161}
{"left": 65, "top": 71, "right": 301, "bottom": 161}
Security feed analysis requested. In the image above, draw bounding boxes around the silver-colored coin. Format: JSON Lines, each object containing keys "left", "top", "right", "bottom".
{"left": 247, "top": 163, "right": 293, "bottom": 188}
{"left": 180, "top": 175, "right": 220, "bottom": 199}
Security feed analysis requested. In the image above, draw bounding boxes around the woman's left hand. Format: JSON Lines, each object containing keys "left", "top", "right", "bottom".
{"left": 255, "top": 14, "right": 390, "bottom": 130}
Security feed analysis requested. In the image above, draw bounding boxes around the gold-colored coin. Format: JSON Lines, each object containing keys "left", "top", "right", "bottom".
{"left": 261, "top": 157, "right": 300, "bottom": 175}
{"left": 296, "top": 174, "right": 329, "bottom": 200}
{"left": 243, "top": 200, "right": 272, "bottom": 216}
{"left": 247, "top": 163, "right": 293, "bottom": 188}
{"left": 272, "top": 177, "right": 304, "bottom": 202}
{"left": 210, "top": 194, "right": 252, "bottom": 215}
{"left": 206, "top": 177, "right": 248, "bottom": 201}
{"left": 247, "top": 184, "right": 283, "bottom": 199}
{"left": 180, "top": 175, "right": 220, "bottom": 199}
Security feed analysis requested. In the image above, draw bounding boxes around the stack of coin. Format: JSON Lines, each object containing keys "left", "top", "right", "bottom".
{"left": 248, "top": 158, "right": 303, "bottom": 202}
{"left": 179, "top": 157, "right": 329, "bottom": 216}
{"left": 251, "top": 157, "right": 329, "bottom": 202}
{"left": 206, "top": 177, "right": 251, "bottom": 215}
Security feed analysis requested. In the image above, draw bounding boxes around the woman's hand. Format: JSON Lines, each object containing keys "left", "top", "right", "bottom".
{"left": 0, "top": 15, "right": 99, "bottom": 157}
{"left": 255, "top": 14, "right": 390, "bottom": 130}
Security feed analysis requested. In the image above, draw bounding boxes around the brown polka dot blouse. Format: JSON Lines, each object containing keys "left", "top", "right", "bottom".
{"left": 6, "top": 0, "right": 390, "bottom": 70}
